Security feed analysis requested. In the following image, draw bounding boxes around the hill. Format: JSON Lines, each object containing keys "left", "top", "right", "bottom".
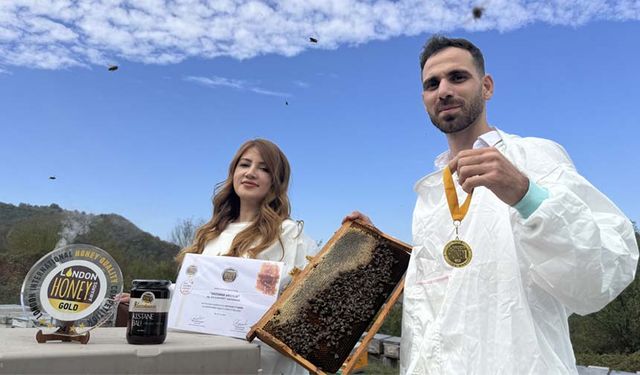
{"left": 0, "top": 202, "right": 180, "bottom": 304}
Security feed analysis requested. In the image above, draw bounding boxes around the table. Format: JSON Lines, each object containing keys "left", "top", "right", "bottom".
{"left": 0, "top": 328, "right": 260, "bottom": 374}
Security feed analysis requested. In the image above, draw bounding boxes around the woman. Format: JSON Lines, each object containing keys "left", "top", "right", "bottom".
{"left": 177, "top": 138, "right": 315, "bottom": 375}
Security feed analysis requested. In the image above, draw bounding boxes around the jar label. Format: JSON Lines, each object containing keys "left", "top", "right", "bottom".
{"left": 129, "top": 293, "right": 170, "bottom": 313}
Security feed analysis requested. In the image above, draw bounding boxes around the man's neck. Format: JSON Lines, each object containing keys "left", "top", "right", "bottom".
{"left": 446, "top": 121, "right": 492, "bottom": 157}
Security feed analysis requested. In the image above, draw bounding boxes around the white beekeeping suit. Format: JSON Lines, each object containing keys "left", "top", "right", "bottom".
{"left": 401, "top": 129, "right": 638, "bottom": 375}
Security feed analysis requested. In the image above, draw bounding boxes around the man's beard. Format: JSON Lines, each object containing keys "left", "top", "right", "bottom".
{"left": 428, "top": 89, "right": 484, "bottom": 134}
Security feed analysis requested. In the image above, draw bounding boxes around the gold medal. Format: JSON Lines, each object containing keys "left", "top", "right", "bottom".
{"left": 443, "top": 239, "right": 472, "bottom": 268}
{"left": 442, "top": 166, "right": 474, "bottom": 268}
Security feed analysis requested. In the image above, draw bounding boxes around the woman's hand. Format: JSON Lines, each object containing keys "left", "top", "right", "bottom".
{"left": 115, "top": 292, "right": 130, "bottom": 304}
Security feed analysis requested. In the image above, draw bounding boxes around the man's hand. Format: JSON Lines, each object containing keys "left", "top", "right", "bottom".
{"left": 342, "top": 211, "right": 374, "bottom": 226}
{"left": 448, "top": 147, "right": 529, "bottom": 206}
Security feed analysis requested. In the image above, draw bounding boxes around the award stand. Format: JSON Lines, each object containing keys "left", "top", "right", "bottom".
{"left": 20, "top": 244, "right": 124, "bottom": 346}
{"left": 36, "top": 322, "right": 90, "bottom": 344}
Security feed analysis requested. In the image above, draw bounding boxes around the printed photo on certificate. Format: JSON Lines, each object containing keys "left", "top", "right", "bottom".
{"left": 168, "top": 253, "right": 283, "bottom": 338}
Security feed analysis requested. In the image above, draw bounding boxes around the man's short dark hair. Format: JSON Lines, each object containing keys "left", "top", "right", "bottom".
{"left": 419, "top": 35, "right": 485, "bottom": 75}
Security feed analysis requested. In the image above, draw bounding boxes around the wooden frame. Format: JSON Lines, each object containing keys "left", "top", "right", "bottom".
{"left": 247, "top": 220, "right": 411, "bottom": 374}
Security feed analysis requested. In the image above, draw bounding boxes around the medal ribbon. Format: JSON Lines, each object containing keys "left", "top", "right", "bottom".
{"left": 442, "top": 165, "right": 474, "bottom": 267}
{"left": 443, "top": 166, "right": 473, "bottom": 222}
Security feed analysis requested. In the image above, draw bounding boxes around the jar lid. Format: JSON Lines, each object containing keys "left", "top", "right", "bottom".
{"left": 132, "top": 279, "right": 172, "bottom": 288}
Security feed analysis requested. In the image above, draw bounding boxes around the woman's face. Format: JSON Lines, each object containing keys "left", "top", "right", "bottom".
{"left": 232, "top": 147, "right": 273, "bottom": 207}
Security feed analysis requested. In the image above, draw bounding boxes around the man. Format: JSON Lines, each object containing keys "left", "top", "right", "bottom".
{"left": 346, "top": 36, "right": 638, "bottom": 374}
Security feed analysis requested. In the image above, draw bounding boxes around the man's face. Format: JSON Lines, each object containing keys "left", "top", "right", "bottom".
{"left": 421, "top": 47, "right": 491, "bottom": 134}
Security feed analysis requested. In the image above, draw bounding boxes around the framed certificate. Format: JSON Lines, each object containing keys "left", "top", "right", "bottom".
{"left": 168, "top": 254, "right": 283, "bottom": 339}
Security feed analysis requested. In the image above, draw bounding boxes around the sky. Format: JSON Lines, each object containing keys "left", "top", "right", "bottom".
{"left": 1, "top": 1, "right": 639, "bottom": 245}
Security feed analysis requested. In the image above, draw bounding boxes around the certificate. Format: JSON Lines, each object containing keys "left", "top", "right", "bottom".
{"left": 168, "top": 253, "right": 283, "bottom": 339}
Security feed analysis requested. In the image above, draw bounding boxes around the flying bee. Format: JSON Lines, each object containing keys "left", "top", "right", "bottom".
{"left": 463, "top": 2, "right": 490, "bottom": 24}
{"left": 472, "top": 6, "right": 484, "bottom": 19}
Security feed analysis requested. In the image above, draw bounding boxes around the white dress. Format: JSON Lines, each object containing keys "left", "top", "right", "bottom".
{"left": 202, "top": 219, "right": 316, "bottom": 375}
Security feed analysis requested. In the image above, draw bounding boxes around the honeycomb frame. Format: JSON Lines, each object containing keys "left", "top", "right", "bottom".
{"left": 247, "top": 220, "right": 411, "bottom": 374}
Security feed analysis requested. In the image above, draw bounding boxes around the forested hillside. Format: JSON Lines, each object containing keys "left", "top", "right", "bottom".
{"left": 0, "top": 202, "right": 179, "bottom": 304}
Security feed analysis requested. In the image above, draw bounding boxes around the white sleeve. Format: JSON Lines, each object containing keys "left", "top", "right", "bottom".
{"left": 511, "top": 143, "right": 638, "bottom": 315}
{"left": 279, "top": 220, "right": 319, "bottom": 292}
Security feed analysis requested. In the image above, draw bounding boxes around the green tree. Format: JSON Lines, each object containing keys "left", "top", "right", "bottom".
{"left": 0, "top": 214, "right": 63, "bottom": 303}
{"left": 378, "top": 301, "right": 402, "bottom": 337}
{"left": 5, "top": 214, "right": 62, "bottom": 259}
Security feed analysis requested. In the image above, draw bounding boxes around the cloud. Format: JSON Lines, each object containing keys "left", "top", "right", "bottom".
{"left": 1, "top": 0, "right": 638, "bottom": 69}
{"left": 185, "top": 75, "right": 291, "bottom": 97}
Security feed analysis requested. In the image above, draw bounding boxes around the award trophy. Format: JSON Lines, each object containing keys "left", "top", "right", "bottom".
{"left": 20, "top": 244, "right": 124, "bottom": 344}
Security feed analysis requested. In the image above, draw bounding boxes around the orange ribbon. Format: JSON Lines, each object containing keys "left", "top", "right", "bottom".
{"left": 443, "top": 166, "right": 473, "bottom": 222}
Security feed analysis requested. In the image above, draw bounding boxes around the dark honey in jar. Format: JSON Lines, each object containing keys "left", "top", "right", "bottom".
{"left": 126, "top": 279, "right": 171, "bottom": 344}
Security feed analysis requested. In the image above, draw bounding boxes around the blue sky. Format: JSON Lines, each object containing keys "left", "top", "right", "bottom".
{"left": 1, "top": 2, "right": 639, "bottom": 245}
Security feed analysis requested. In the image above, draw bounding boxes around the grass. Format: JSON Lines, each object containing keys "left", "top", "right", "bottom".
{"left": 357, "top": 356, "right": 399, "bottom": 375}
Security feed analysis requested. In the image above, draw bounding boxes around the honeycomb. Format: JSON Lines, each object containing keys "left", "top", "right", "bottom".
{"left": 261, "top": 225, "right": 410, "bottom": 373}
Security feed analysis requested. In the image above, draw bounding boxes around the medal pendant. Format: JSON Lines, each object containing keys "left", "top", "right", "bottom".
{"left": 443, "top": 239, "right": 472, "bottom": 268}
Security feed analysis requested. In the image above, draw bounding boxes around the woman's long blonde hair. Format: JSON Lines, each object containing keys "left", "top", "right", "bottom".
{"left": 176, "top": 139, "right": 291, "bottom": 264}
